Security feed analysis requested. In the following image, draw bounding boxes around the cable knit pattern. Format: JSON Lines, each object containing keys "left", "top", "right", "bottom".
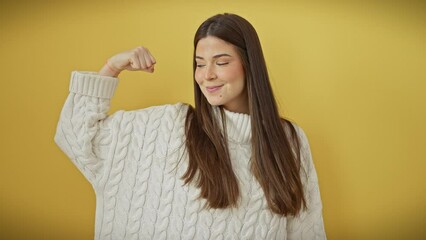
{"left": 54, "top": 71, "right": 327, "bottom": 240}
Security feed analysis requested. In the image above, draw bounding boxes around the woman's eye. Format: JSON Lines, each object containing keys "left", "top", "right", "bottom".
{"left": 196, "top": 64, "right": 205, "bottom": 68}
{"left": 217, "top": 62, "right": 229, "bottom": 66}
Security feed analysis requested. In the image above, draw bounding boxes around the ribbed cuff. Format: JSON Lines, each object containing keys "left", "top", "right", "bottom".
{"left": 69, "top": 71, "right": 119, "bottom": 99}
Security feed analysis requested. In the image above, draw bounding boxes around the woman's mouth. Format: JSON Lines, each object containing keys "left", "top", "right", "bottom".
{"left": 206, "top": 85, "right": 224, "bottom": 93}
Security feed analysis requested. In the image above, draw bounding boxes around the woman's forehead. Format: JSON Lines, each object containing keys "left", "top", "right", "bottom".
{"left": 195, "top": 36, "right": 238, "bottom": 58}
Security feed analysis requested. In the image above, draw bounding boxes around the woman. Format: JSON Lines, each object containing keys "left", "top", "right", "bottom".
{"left": 55, "top": 13, "right": 326, "bottom": 239}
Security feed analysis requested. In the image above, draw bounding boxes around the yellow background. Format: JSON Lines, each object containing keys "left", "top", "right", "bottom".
{"left": 1, "top": 0, "right": 425, "bottom": 239}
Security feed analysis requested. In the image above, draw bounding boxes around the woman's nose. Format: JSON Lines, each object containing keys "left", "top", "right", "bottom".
{"left": 204, "top": 66, "right": 217, "bottom": 80}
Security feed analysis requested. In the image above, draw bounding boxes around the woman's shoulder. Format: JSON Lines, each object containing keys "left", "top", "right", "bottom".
{"left": 291, "top": 122, "right": 308, "bottom": 142}
{"left": 132, "top": 102, "right": 189, "bottom": 115}
{"left": 284, "top": 121, "right": 316, "bottom": 173}
{"left": 281, "top": 119, "right": 309, "bottom": 142}
{"left": 104, "top": 103, "right": 190, "bottom": 128}
{"left": 281, "top": 120, "right": 312, "bottom": 163}
{"left": 113, "top": 102, "right": 187, "bottom": 115}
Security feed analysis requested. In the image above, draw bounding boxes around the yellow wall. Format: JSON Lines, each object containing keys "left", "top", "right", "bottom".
{"left": 1, "top": 0, "right": 425, "bottom": 239}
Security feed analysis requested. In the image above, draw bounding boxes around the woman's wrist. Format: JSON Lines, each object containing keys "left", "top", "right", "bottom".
{"left": 99, "top": 60, "right": 121, "bottom": 77}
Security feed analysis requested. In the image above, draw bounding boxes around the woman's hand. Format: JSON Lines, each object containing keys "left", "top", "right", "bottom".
{"left": 99, "top": 46, "right": 156, "bottom": 77}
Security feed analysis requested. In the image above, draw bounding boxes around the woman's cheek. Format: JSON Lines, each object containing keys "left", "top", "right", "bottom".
{"left": 194, "top": 70, "right": 203, "bottom": 85}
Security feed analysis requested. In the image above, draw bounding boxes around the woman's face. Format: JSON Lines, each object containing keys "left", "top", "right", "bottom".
{"left": 195, "top": 36, "right": 248, "bottom": 114}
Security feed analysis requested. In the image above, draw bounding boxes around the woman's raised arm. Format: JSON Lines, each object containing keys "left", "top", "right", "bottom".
{"left": 54, "top": 46, "right": 156, "bottom": 187}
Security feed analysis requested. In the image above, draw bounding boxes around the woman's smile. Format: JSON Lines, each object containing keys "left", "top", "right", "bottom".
{"left": 206, "top": 85, "right": 224, "bottom": 93}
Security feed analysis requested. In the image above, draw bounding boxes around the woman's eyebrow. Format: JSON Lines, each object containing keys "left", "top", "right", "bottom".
{"left": 195, "top": 53, "right": 232, "bottom": 60}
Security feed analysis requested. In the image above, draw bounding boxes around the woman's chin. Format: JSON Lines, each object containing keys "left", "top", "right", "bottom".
{"left": 206, "top": 98, "right": 223, "bottom": 107}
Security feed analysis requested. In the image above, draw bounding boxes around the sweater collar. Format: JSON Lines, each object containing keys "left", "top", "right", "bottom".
{"left": 213, "top": 107, "right": 252, "bottom": 144}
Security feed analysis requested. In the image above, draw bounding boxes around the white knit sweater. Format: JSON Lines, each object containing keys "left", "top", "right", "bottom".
{"left": 55, "top": 71, "right": 326, "bottom": 240}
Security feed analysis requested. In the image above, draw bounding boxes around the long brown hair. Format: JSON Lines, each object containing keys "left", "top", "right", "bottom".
{"left": 183, "top": 13, "right": 306, "bottom": 216}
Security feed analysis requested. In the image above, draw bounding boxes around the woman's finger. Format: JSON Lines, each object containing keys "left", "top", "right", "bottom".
{"left": 129, "top": 52, "right": 142, "bottom": 70}
{"left": 146, "top": 48, "right": 156, "bottom": 66}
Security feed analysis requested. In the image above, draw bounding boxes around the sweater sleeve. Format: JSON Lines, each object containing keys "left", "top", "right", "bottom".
{"left": 286, "top": 126, "right": 327, "bottom": 240}
{"left": 54, "top": 71, "right": 119, "bottom": 187}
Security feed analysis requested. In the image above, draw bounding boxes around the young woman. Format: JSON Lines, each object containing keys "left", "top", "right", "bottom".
{"left": 55, "top": 13, "right": 326, "bottom": 239}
